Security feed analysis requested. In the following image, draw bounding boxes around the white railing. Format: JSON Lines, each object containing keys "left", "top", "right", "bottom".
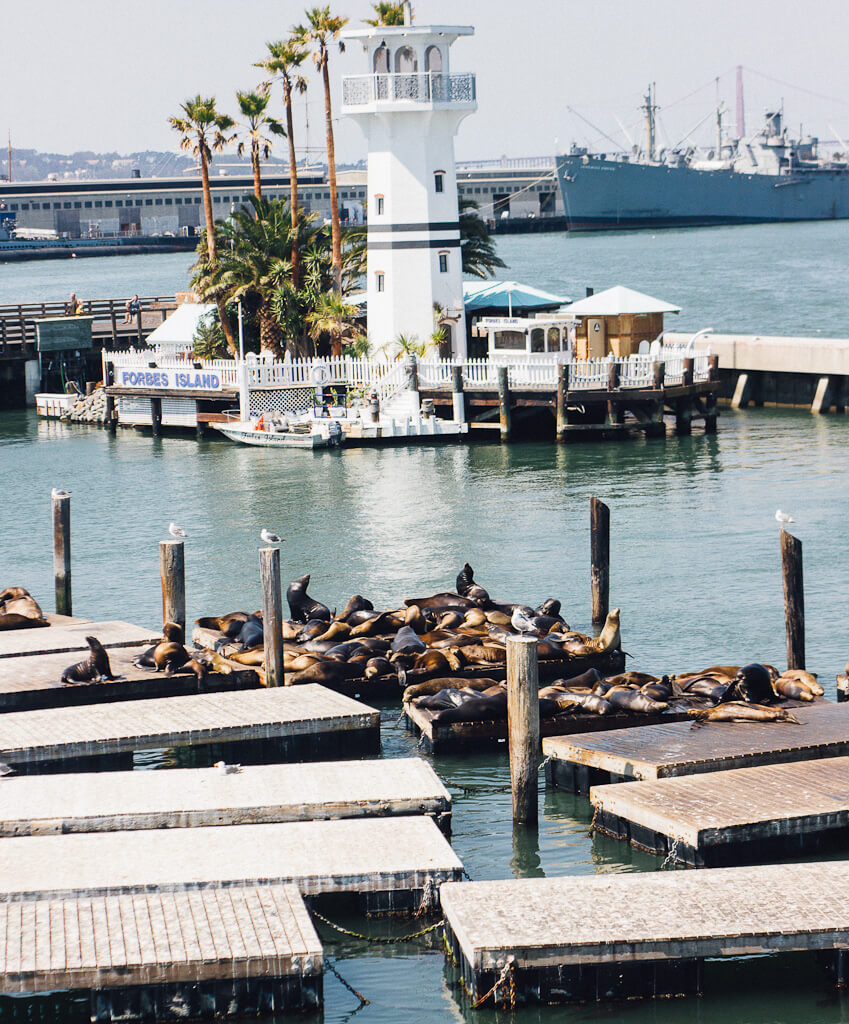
{"left": 102, "top": 349, "right": 240, "bottom": 387}
{"left": 246, "top": 355, "right": 411, "bottom": 406}
{"left": 342, "top": 71, "right": 476, "bottom": 106}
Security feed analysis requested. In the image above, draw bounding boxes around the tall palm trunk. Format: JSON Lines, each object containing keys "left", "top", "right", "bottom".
{"left": 199, "top": 149, "right": 237, "bottom": 356}
{"left": 259, "top": 301, "right": 284, "bottom": 359}
{"left": 251, "top": 138, "right": 262, "bottom": 199}
{"left": 321, "top": 57, "right": 342, "bottom": 295}
{"left": 283, "top": 78, "right": 300, "bottom": 289}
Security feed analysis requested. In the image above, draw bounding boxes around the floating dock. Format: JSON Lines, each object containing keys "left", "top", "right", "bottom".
{"left": 0, "top": 758, "right": 451, "bottom": 836}
{"left": 0, "top": 684, "right": 379, "bottom": 772}
{"left": 0, "top": 884, "right": 322, "bottom": 1021}
{"left": 544, "top": 703, "right": 849, "bottom": 792}
{"left": 0, "top": 816, "right": 463, "bottom": 914}
{"left": 0, "top": 620, "right": 159, "bottom": 660}
{"left": 590, "top": 755, "right": 849, "bottom": 866}
{"left": 0, "top": 645, "right": 259, "bottom": 712}
{"left": 441, "top": 862, "right": 849, "bottom": 1005}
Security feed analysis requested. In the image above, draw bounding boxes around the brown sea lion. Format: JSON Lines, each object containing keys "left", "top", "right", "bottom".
{"left": 433, "top": 691, "right": 508, "bottom": 724}
{"left": 772, "top": 677, "right": 815, "bottom": 702}
{"left": 536, "top": 599, "right": 563, "bottom": 619}
{"left": 153, "top": 641, "right": 192, "bottom": 674}
{"left": 364, "top": 657, "right": 395, "bottom": 678}
{"left": 550, "top": 668, "right": 602, "bottom": 690}
{"left": 560, "top": 609, "right": 621, "bottom": 656}
{"left": 689, "top": 701, "right": 801, "bottom": 726}
{"left": 779, "top": 670, "right": 823, "bottom": 696}
{"left": 437, "top": 611, "right": 465, "bottom": 630}
{"left": 314, "top": 621, "right": 351, "bottom": 643}
{"left": 135, "top": 622, "right": 186, "bottom": 669}
{"left": 455, "top": 564, "right": 491, "bottom": 606}
{"left": 412, "top": 649, "right": 463, "bottom": 673}
{"left": 350, "top": 612, "right": 404, "bottom": 637}
{"left": 404, "top": 593, "right": 475, "bottom": 611}
{"left": 391, "top": 626, "right": 426, "bottom": 654}
{"left": 463, "top": 608, "right": 487, "bottom": 628}
{"left": 61, "top": 636, "right": 114, "bottom": 683}
{"left": 287, "top": 575, "right": 331, "bottom": 624}
{"left": 403, "top": 677, "right": 499, "bottom": 702}
{"left": 404, "top": 605, "right": 428, "bottom": 634}
{"left": 289, "top": 660, "right": 360, "bottom": 686}
{"left": 484, "top": 610, "right": 512, "bottom": 628}
{"left": 0, "top": 586, "right": 49, "bottom": 630}
{"left": 337, "top": 595, "right": 374, "bottom": 621}
{"left": 194, "top": 612, "right": 248, "bottom": 638}
{"left": 606, "top": 689, "right": 668, "bottom": 714}
{"left": 228, "top": 646, "right": 267, "bottom": 667}
{"left": 552, "top": 692, "right": 612, "bottom": 715}
{"left": 458, "top": 644, "right": 506, "bottom": 665}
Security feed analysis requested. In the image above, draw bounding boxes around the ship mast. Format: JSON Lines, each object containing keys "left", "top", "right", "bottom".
{"left": 641, "top": 84, "right": 658, "bottom": 162}
{"left": 6, "top": 132, "right": 11, "bottom": 184}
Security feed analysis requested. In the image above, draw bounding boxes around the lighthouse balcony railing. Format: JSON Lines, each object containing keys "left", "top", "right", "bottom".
{"left": 342, "top": 71, "right": 476, "bottom": 107}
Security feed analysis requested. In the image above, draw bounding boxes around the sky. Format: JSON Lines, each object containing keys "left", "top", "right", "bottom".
{"left": 4, "top": 0, "right": 849, "bottom": 164}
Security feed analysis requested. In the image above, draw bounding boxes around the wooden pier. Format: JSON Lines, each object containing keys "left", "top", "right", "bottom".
{"left": 0, "top": 816, "right": 463, "bottom": 914}
{"left": 0, "top": 620, "right": 159, "bottom": 660}
{"left": 0, "top": 684, "right": 380, "bottom": 772}
{"left": 441, "top": 862, "right": 849, "bottom": 1005}
{"left": 0, "top": 758, "right": 451, "bottom": 836}
{"left": 544, "top": 703, "right": 849, "bottom": 792}
{"left": 0, "top": 884, "right": 322, "bottom": 1021}
{"left": 591, "top": 755, "right": 849, "bottom": 866}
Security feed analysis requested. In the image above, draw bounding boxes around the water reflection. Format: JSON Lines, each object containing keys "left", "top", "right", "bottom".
{"left": 510, "top": 822, "right": 545, "bottom": 879}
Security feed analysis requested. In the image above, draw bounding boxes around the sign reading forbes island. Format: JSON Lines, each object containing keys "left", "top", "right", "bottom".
{"left": 118, "top": 368, "right": 223, "bottom": 392}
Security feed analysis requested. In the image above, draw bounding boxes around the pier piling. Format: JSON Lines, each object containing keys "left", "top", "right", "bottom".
{"left": 497, "top": 366, "right": 512, "bottom": 442}
{"left": 780, "top": 528, "right": 805, "bottom": 669}
{"left": 590, "top": 496, "right": 610, "bottom": 626}
{"left": 556, "top": 364, "right": 569, "bottom": 443}
{"left": 260, "top": 546, "right": 284, "bottom": 687}
{"left": 159, "top": 540, "right": 186, "bottom": 636}
{"left": 506, "top": 635, "right": 539, "bottom": 825}
{"left": 150, "top": 397, "right": 162, "bottom": 438}
{"left": 451, "top": 364, "right": 466, "bottom": 424}
{"left": 52, "top": 492, "right": 72, "bottom": 617}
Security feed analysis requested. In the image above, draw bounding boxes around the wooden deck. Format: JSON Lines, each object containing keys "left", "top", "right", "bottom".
{"left": 591, "top": 755, "right": 849, "bottom": 865}
{"left": 0, "top": 884, "right": 322, "bottom": 1018}
{"left": 0, "top": 758, "right": 451, "bottom": 836}
{"left": 0, "top": 684, "right": 379, "bottom": 771}
{"left": 544, "top": 702, "right": 849, "bottom": 792}
{"left": 441, "top": 862, "right": 849, "bottom": 1005}
{"left": 0, "top": 620, "right": 159, "bottom": 660}
{"left": 0, "top": 816, "right": 464, "bottom": 914}
{"left": 0, "top": 645, "right": 259, "bottom": 712}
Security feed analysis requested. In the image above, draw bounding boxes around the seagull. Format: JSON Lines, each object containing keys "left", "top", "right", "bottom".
{"left": 51, "top": 488, "right": 70, "bottom": 499}
{"left": 511, "top": 606, "right": 537, "bottom": 636}
{"left": 261, "top": 529, "right": 283, "bottom": 545}
{"left": 775, "top": 510, "right": 794, "bottom": 525}
{"left": 169, "top": 523, "right": 188, "bottom": 539}
{"left": 0, "top": 762, "right": 14, "bottom": 778}
{"left": 214, "top": 760, "right": 241, "bottom": 775}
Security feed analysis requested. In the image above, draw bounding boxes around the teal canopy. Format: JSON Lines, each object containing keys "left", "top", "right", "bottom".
{"left": 462, "top": 279, "right": 569, "bottom": 313}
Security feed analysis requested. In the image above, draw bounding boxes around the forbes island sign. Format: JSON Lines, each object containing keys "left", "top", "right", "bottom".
{"left": 118, "top": 368, "right": 223, "bottom": 392}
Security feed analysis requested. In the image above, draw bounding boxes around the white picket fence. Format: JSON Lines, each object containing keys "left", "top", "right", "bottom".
{"left": 245, "top": 355, "right": 410, "bottom": 405}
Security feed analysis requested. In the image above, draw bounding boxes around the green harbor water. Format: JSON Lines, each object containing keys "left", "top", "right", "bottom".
{"left": 2, "top": 223, "right": 849, "bottom": 1022}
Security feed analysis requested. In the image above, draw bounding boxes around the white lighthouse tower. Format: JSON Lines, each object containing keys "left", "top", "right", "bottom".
{"left": 341, "top": 12, "right": 476, "bottom": 358}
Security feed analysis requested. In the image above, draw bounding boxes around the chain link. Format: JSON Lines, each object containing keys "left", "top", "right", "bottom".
{"left": 474, "top": 956, "right": 516, "bottom": 1008}
{"left": 310, "top": 907, "right": 444, "bottom": 944}
{"left": 661, "top": 835, "right": 682, "bottom": 869}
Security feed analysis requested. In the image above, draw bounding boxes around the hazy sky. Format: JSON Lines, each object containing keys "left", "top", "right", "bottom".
{"left": 4, "top": 0, "right": 849, "bottom": 163}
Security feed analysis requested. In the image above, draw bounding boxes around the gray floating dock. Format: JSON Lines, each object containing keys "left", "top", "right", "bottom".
{"left": 591, "top": 755, "right": 849, "bottom": 865}
{"left": 441, "top": 862, "right": 849, "bottom": 1005}
{"left": 544, "top": 702, "right": 849, "bottom": 792}
{"left": 0, "top": 816, "right": 463, "bottom": 913}
{"left": 0, "top": 684, "right": 379, "bottom": 771}
{"left": 0, "top": 620, "right": 159, "bottom": 659}
{"left": 0, "top": 645, "right": 259, "bottom": 712}
{"left": 0, "top": 884, "right": 322, "bottom": 1021}
{"left": 0, "top": 758, "right": 451, "bottom": 836}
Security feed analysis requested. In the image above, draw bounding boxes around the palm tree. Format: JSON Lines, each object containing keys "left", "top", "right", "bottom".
{"left": 460, "top": 197, "right": 507, "bottom": 279}
{"left": 306, "top": 292, "right": 362, "bottom": 357}
{"left": 256, "top": 34, "right": 309, "bottom": 286}
{"left": 302, "top": 7, "right": 348, "bottom": 295}
{"left": 235, "top": 89, "right": 286, "bottom": 199}
{"left": 169, "top": 96, "right": 237, "bottom": 354}
{"left": 365, "top": 1, "right": 407, "bottom": 25}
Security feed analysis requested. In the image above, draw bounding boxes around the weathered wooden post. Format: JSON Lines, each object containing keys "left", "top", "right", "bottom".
{"left": 104, "top": 360, "right": 117, "bottom": 433}
{"left": 555, "top": 363, "right": 569, "bottom": 443}
{"left": 159, "top": 540, "right": 186, "bottom": 636}
{"left": 708, "top": 354, "right": 719, "bottom": 382}
{"left": 780, "top": 528, "right": 805, "bottom": 670}
{"left": 682, "top": 357, "right": 694, "bottom": 387}
{"left": 506, "top": 635, "right": 539, "bottom": 825}
{"left": 451, "top": 364, "right": 466, "bottom": 424}
{"left": 652, "top": 360, "right": 665, "bottom": 390}
{"left": 497, "top": 366, "right": 511, "bottom": 442}
{"left": 150, "top": 397, "right": 162, "bottom": 437}
{"left": 590, "top": 496, "right": 610, "bottom": 626}
{"left": 260, "top": 546, "right": 284, "bottom": 687}
{"left": 52, "top": 491, "right": 72, "bottom": 616}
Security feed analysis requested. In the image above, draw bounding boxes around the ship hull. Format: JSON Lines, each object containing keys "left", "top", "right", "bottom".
{"left": 556, "top": 155, "right": 849, "bottom": 232}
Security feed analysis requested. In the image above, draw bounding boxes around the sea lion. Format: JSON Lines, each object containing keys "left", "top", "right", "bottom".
{"left": 463, "top": 608, "right": 487, "bottom": 628}
{"left": 434, "top": 690, "right": 508, "bottom": 724}
{"left": 153, "top": 642, "right": 192, "bottom": 674}
{"left": 134, "top": 621, "right": 185, "bottom": 669}
{"left": 337, "top": 595, "right": 374, "bottom": 621}
{"left": 404, "top": 605, "right": 428, "bottom": 634}
{"left": 689, "top": 702, "right": 801, "bottom": 726}
{"left": 391, "top": 626, "right": 426, "bottom": 654}
{"left": 324, "top": 640, "right": 370, "bottom": 661}
{"left": 0, "top": 587, "right": 49, "bottom": 630}
{"left": 287, "top": 575, "right": 331, "bottom": 624}
{"left": 551, "top": 668, "right": 602, "bottom": 690}
{"left": 295, "top": 619, "right": 330, "bottom": 643}
{"left": 415, "top": 688, "right": 469, "bottom": 710}
{"left": 458, "top": 644, "right": 506, "bottom": 665}
{"left": 404, "top": 593, "right": 475, "bottom": 611}
{"left": 641, "top": 681, "right": 673, "bottom": 702}
{"left": 772, "top": 677, "right": 815, "bottom": 702}
{"left": 552, "top": 692, "right": 612, "bottom": 715}
{"left": 289, "top": 660, "right": 360, "bottom": 686}
{"left": 232, "top": 615, "right": 263, "bottom": 650}
{"left": 403, "top": 677, "right": 499, "bottom": 702}
{"left": 411, "top": 649, "right": 463, "bottom": 673}
{"left": 364, "top": 657, "right": 395, "bottom": 678}
{"left": 195, "top": 612, "right": 249, "bottom": 638}
{"left": 484, "top": 610, "right": 513, "bottom": 628}
{"left": 61, "top": 636, "right": 114, "bottom": 683}
{"left": 455, "top": 564, "right": 491, "bottom": 606}
{"left": 350, "top": 612, "right": 404, "bottom": 637}
{"left": 779, "top": 670, "right": 823, "bottom": 696}
{"left": 606, "top": 689, "right": 668, "bottom": 714}
{"left": 536, "top": 599, "right": 562, "bottom": 619}
{"left": 228, "top": 646, "right": 267, "bottom": 667}
{"left": 437, "top": 611, "right": 465, "bottom": 630}
{"left": 719, "top": 664, "right": 775, "bottom": 705}
{"left": 314, "top": 621, "right": 351, "bottom": 643}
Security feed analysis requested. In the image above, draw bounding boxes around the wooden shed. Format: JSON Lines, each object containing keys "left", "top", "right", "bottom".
{"left": 563, "top": 286, "right": 681, "bottom": 359}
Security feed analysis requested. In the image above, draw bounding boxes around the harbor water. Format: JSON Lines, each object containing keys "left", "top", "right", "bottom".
{"left": 2, "top": 224, "right": 849, "bottom": 1022}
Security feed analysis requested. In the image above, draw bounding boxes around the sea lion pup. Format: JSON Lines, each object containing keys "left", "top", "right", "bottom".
{"left": 135, "top": 622, "right": 184, "bottom": 669}
{"left": 153, "top": 642, "right": 193, "bottom": 674}
{"left": 194, "top": 612, "right": 249, "bottom": 638}
{"left": 337, "top": 595, "right": 374, "bottom": 621}
{"left": 286, "top": 575, "right": 331, "bottom": 624}
{"left": 61, "top": 636, "right": 114, "bottom": 683}
{"left": 719, "top": 663, "right": 775, "bottom": 705}
{"left": 455, "top": 564, "right": 491, "bottom": 607}
{"left": 689, "top": 701, "right": 801, "bottom": 727}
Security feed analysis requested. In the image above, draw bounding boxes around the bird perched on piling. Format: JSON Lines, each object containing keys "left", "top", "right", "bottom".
{"left": 775, "top": 509, "right": 794, "bottom": 525}
{"left": 51, "top": 488, "right": 70, "bottom": 500}
{"left": 261, "top": 529, "right": 283, "bottom": 545}
{"left": 169, "top": 523, "right": 187, "bottom": 539}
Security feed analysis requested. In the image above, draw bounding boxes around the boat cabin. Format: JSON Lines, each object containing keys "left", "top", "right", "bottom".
{"left": 562, "top": 286, "right": 681, "bottom": 359}
{"left": 481, "top": 316, "right": 576, "bottom": 363}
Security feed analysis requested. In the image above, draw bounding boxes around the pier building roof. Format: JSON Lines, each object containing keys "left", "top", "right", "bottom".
{"left": 564, "top": 286, "right": 680, "bottom": 316}
{"left": 145, "top": 302, "right": 216, "bottom": 350}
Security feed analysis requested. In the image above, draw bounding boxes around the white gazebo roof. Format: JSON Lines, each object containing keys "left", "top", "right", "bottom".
{"left": 145, "top": 303, "right": 217, "bottom": 349}
{"left": 563, "top": 286, "right": 680, "bottom": 317}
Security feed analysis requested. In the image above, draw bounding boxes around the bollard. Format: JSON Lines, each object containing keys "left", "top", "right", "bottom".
{"left": 507, "top": 635, "right": 539, "bottom": 825}
{"left": 780, "top": 528, "right": 805, "bottom": 670}
{"left": 451, "top": 364, "right": 466, "bottom": 424}
{"left": 590, "top": 496, "right": 610, "bottom": 626}
{"left": 652, "top": 360, "right": 665, "bottom": 390}
{"left": 151, "top": 397, "right": 162, "bottom": 437}
{"left": 682, "top": 357, "right": 694, "bottom": 388}
{"left": 708, "top": 353, "right": 720, "bottom": 382}
{"left": 260, "top": 546, "right": 284, "bottom": 687}
{"left": 159, "top": 540, "right": 186, "bottom": 636}
{"left": 555, "top": 363, "right": 569, "bottom": 443}
{"left": 104, "top": 360, "right": 117, "bottom": 433}
{"left": 52, "top": 492, "right": 72, "bottom": 616}
{"left": 497, "top": 366, "right": 511, "bottom": 442}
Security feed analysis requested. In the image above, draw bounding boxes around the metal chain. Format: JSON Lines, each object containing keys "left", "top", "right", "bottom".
{"left": 473, "top": 956, "right": 516, "bottom": 1008}
{"left": 310, "top": 907, "right": 444, "bottom": 944}
{"left": 326, "top": 959, "right": 370, "bottom": 1005}
{"left": 661, "top": 835, "right": 682, "bottom": 869}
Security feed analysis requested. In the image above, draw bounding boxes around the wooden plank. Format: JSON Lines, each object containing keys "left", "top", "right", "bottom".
{"left": 441, "top": 862, "right": 849, "bottom": 1004}
{"left": 544, "top": 702, "right": 846, "bottom": 788}
{"left": 0, "top": 646, "right": 259, "bottom": 712}
{"left": 0, "top": 758, "right": 451, "bottom": 836}
{"left": 0, "top": 816, "right": 463, "bottom": 901}
{"left": 0, "top": 684, "right": 379, "bottom": 769}
{"left": 0, "top": 621, "right": 159, "bottom": 660}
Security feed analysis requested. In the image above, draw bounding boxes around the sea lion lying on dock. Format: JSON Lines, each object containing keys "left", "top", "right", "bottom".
{"left": 0, "top": 587, "right": 49, "bottom": 631}
{"left": 194, "top": 612, "right": 249, "bottom": 638}
{"left": 689, "top": 701, "right": 801, "bottom": 726}
{"left": 61, "top": 636, "right": 114, "bottom": 683}
{"left": 134, "top": 622, "right": 184, "bottom": 669}
{"left": 718, "top": 664, "right": 775, "bottom": 705}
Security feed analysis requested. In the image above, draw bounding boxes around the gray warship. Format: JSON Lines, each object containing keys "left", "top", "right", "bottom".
{"left": 556, "top": 85, "right": 849, "bottom": 231}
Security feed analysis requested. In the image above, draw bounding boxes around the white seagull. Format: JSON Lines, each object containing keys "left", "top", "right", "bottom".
{"left": 511, "top": 607, "right": 537, "bottom": 636}
{"left": 51, "top": 488, "right": 70, "bottom": 499}
{"left": 0, "top": 762, "right": 14, "bottom": 778}
{"left": 261, "top": 529, "right": 283, "bottom": 545}
{"left": 169, "top": 522, "right": 188, "bottom": 539}
{"left": 775, "top": 510, "right": 794, "bottom": 525}
{"left": 214, "top": 760, "right": 241, "bottom": 775}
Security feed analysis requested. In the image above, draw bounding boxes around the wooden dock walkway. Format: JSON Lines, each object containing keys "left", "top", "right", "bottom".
{"left": 544, "top": 703, "right": 849, "bottom": 792}
{"left": 0, "top": 816, "right": 463, "bottom": 913}
{"left": 0, "top": 684, "right": 379, "bottom": 771}
{"left": 441, "top": 862, "right": 849, "bottom": 1005}
{"left": 0, "top": 620, "right": 158, "bottom": 660}
{"left": 0, "top": 758, "right": 451, "bottom": 836}
{"left": 590, "top": 755, "right": 849, "bottom": 866}
{"left": 0, "top": 884, "right": 322, "bottom": 1020}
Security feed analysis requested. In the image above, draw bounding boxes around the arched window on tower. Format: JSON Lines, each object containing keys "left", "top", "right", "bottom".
{"left": 373, "top": 43, "right": 389, "bottom": 73}
{"left": 425, "top": 45, "right": 443, "bottom": 73}
{"left": 394, "top": 45, "right": 417, "bottom": 73}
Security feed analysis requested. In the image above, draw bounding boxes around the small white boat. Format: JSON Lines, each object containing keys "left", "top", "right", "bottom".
{"left": 213, "top": 412, "right": 343, "bottom": 449}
